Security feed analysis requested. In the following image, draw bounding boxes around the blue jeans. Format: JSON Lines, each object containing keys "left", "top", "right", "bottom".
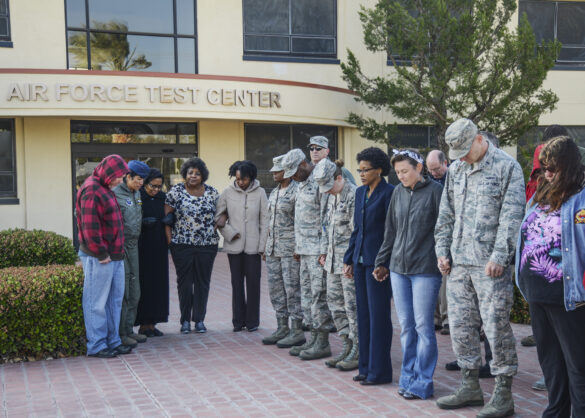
{"left": 79, "top": 251, "right": 125, "bottom": 355}
{"left": 390, "top": 272, "right": 441, "bottom": 399}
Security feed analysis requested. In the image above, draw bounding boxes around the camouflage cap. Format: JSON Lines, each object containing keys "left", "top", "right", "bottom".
{"left": 281, "top": 148, "right": 306, "bottom": 178}
{"left": 308, "top": 136, "right": 329, "bottom": 148}
{"left": 445, "top": 118, "right": 479, "bottom": 160}
{"left": 269, "top": 155, "right": 285, "bottom": 173}
{"left": 313, "top": 158, "right": 337, "bottom": 193}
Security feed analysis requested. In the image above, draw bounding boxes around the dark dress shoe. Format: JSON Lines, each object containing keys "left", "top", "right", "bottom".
{"left": 353, "top": 374, "right": 367, "bottom": 382}
{"left": 434, "top": 324, "right": 443, "bottom": 331}
{"left": 398, "top": 388, "right": 406, "bottom": 396}
{"left": 152, "top": 327, "right": 164, "bottom": 337}
{"left": 360, "top": 380, "right": 390, "bottom": 386}
{"left": 180, "top": 321, "right": 191, "bottom": 334}
{"left": 403, "top": 392, "right": 422, "bottom": 400}
{"left": 445, "top": 360, "right": 460, "bottom": 371}
{"left": 195, "top": 321, "right": 207, "bottom": 333}
{"left": 88, "top": 348, "right": 117, "bottom": 358}
{"left": 139, "top": 329, "right": 155, "bottom": 338}
{"left": 112, "top": 345, "right": 133, "bottom": 355}
{"left": 233, "top": 326, "right": 244, "bottom": 332}
{"left": 247, "top": 326, "right": 259, "bottom": 332}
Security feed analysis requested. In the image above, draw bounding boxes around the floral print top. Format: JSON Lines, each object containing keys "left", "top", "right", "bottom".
{"left": 165, "top": 183, "right": 219, "bottom": 246}
{"left": 518, "top": 204, "right": 563, "bottom": 305}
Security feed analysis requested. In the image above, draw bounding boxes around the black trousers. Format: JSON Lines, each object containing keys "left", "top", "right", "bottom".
{"left": 228, "top": 253, "right": 261, "bottom": 329}
{"left": 170, "top": 244, "right": 217, "bottom": 324}
{"left": 530, "top": 302, "right": 585, "bottom": 418}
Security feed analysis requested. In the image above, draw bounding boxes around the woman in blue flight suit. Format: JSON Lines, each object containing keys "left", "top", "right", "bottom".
{"left": 343, "top": 147, "right": 395, "bottom": 385}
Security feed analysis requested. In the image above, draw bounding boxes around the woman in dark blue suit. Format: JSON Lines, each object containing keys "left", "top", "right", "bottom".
{"left": 343, "top": 147, "right": 394, "bottom": 385}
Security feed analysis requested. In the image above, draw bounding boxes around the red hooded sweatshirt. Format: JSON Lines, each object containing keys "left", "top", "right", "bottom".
{"left": 76, "top": 155, "right": 128, "bottom": 260}
{"left": 525, "top": 144, "right": 544, "bottom": 202}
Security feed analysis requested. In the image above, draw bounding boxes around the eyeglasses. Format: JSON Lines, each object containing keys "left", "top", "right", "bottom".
{"left": 356, "top": 168, "right": 376, "bottom": 174}
{"left": 309, "top": 146, "right": 324, "bottom": 152}
{"left": 542, "top": 166, "right": 556, "bottom": 174}
{"left": 147, "top": 183, "right": 163, "bottom": 190}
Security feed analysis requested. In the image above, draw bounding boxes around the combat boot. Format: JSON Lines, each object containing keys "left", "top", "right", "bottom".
{"left": 277, "top": 319, "right": 306, "bottom": 348}
{"left": 299, "top": 331, "right": 331, "bottom": 360}
{"left": 477, "top": 375, "right": 514, "bottom": 418}
{"left": 262, "top": 316, "right": 289, "bottom": 345}
{"left": 325, "top": 334, "right": 352, "bottom": 368}
{"left": 289, "top": 329, "right": 316, "bottom": 356}
{"left": 336, "top": 338, "right": 359, "bottom": 371}
{"left": 436, "top": 368, "right": 484, "bottom": 410}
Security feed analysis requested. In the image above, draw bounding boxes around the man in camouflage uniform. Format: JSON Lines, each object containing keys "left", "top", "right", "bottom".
{"left": 281, "top": 147, "right": 334, "bottom": 360}
{"left": 262, "top": 155, "right": 305, "bottom": 348}
{"left": 314, "top": 159, "right": 359, "bottom": 371}
{"left": 434, "top": 119, "right": 525, "bottom": 417}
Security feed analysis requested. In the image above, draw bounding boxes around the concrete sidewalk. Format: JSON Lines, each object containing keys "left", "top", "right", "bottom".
{"left": 1, "top": 252, "right": 547, "bottom": 417}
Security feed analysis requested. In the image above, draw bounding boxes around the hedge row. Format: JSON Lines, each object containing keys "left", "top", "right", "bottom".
{"left": 0, "top": 265, "right": 86, "bottom": 361}
{"left": 0, "top": 229, "right": 77, "bottom": 268}
{"left": 510, "top": 284, "right": 531, "bottom": 325}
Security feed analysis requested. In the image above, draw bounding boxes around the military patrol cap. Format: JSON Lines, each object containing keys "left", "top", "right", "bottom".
{"left": 308, "top": 136, "right": 329, "bottom": 149}
{"left": 269, "top": 155, "right": 285, "bottom": 173}
{"left": 445, "top": 118, "right": 479, "bottom": 160}
{"left": 281, "top": 148, "right": 307, "bottom": 178}
{"left": 313, "top": 158, "right": 337, "bottom": 193}
{"left": 128, "top": 160, "right": 150, "bottom": 178}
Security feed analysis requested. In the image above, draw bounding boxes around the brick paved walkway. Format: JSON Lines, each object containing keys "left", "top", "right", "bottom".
{"left": 1, "top": 252, "right": 547, "bottom": 417}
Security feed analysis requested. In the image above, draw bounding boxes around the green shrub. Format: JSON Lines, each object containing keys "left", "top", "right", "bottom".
{"left": 510, "top": 284, "right": 531, "bottom": 325}
{"left": 0, "top": 265, "right": 86, "bottom": 361}
{"left": 0, "top": 229, "right": 77, "bottom": 269}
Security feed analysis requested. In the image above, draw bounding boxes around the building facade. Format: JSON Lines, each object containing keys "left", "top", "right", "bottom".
{"left": 1, "top": 0, "right": 584, "bottom": 239}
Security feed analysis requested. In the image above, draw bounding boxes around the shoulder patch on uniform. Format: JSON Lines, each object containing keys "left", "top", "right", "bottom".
{"left": 574, "top": 209, "right": 585, "bottom": 224}
{"left": 126, "top": 199, "right": 133, "bottom": 206}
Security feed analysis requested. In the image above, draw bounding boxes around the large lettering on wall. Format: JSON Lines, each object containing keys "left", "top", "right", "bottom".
{"left": 5, "top": 82, "right": 282, "bottom": 108}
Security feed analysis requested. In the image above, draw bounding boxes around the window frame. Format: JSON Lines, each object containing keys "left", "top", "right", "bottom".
{"left": 64, "top": 0, "right": 198, "bottom": 73}
{"left": 242, "top": 0, "right": 338, "bottom": 62}
{"left": 0, "top": 0, "right": 11, "bottom": 46}
{"left": 519, "top": 0, "right": 585, "bottom": 69}
{"left": 0, "top": 119, "right": 18, "bottom": 203}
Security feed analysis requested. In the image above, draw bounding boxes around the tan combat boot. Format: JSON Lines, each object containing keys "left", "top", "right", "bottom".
{"left": 262, "top": 316, "right": 289, "bottom": 345}
{"left": 477, "top": 375, "right": 514, "bottom": 418}
{"left": 289, "top": 329, "right": 316, "bottom": 356}
{"left": 436, "top": 368, "right": 484, "bottom": 409}
{"left": 299, "top": 331, "right": 331, "bottom": 360}
{"left": 277, "top": 318, "right": 306, "bottom": 348}
{"left": 336, "top": 338, "right": 359, "bottom": 371}
{"left": 325, "top": 334, "right": 352, "bottom": 368}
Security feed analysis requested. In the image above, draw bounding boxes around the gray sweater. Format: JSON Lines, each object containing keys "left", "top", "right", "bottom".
{"left": 375, "top": 176, "right": 443, "bottom": 275}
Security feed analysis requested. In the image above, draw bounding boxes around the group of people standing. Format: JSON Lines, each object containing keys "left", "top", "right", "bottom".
{"left": 76, "top": 117, "right": 584, "bottom": 418}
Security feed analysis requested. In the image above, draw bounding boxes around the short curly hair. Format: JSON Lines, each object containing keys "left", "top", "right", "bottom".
{"left": 228, "top": 160, "right": 257, "bottom": 181}
{"left": 180, "top": 157, "right": 209, "bottom": 182}
{"left": 356, "top": 147, "right": 390, "bottom": 176}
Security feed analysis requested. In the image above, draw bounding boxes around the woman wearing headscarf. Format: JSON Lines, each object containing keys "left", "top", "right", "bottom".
{"left": 165, "top": 158, "right": 219, "bottom": 335}
{"left": 216, "top": 160, "right": 269, "bottom": 332}
{"left": 136, "top": 168, "right": 170, "bottom": 337}
{"left": 516, "top": 136, "right": 585, "bottom": 418}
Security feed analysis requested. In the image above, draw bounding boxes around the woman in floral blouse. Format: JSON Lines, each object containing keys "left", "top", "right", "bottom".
{"left": 165, "top": 158, "right": 219, "bottom": 335}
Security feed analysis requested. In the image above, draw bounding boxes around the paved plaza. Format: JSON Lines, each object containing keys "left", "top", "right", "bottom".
{"left": 1, "top": 252, "right": 548, "bottom": 417}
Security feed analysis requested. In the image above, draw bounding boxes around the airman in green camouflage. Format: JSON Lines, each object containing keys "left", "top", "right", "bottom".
{"left": 434, "top": 118, "right": 525, "bottom": 417}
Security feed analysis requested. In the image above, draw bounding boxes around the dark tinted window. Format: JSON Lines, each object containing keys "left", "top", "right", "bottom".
{"left": 245, "top": 124, "right": 338, "bottom": 192}
{"left": 0, "top": 119, "right": 16, "bottom": 197}
{"left": 65, "top": 0, "right": 197, "bottom": 73}
{"left": 0, "top": 0, "right": 10, "bottom": 41}
{"left": 243, "top": 0, "right": 336, "bottom": 57}
{"left": 520, "top": 1, "right": 585, "bottom": 66}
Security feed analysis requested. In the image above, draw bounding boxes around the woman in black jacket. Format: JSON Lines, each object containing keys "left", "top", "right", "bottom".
{"left": 373, "top": 149, "right": 443, "bottom": 400}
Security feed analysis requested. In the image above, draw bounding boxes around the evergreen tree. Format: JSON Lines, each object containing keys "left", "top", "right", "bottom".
{"left": 341, "top": 0, "right": 561, "bottom": 150}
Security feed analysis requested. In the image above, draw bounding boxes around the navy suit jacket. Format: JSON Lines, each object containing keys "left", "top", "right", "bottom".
{"left": 344, "top": 178, "right": 394, "bottom": 267}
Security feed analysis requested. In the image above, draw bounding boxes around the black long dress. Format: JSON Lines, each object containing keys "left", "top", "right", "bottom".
{"left": 135, "top": 188, "right": 169, "bottom": 325}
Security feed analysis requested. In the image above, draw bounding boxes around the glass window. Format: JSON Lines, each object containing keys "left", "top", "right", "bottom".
{"left": 520, "top": 0, "right": 585, "bottom": 66}
{"left": 0, "top": 0, "right": 10, "bottom": 41}
{"left": 245, "top": 124, "right": 338, "bottom": 192}
{"left": 243, "top": 0, "right": 337, "bottom": 58}
{"left": 0, "top": 119, "right": 16, "bottom": 197}
{"left": 65, "top": 0, "right": 197, "bottom": 73}
{"left": 71, "top": 121, "right": 198, "bottom": 145}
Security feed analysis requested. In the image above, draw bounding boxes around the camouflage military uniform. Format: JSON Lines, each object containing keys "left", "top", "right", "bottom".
{"left": 295, "top": 171, "right": 333, "bottom": 331}
{"left": 265, "top": 180, "right": 302, "bottom": 321}
{"left": 321, "top": 180, "right": 357, "bottom": 340}
{"left": 435, "top": 141, "right": 525, "bottom": 376}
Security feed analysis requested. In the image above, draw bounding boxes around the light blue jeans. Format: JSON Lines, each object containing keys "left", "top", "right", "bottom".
{"left": 390, "top": 272, "right": 442, "bottom": 399}
{"left": 79, "top": 251, "right": 125, "bottom": 355}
